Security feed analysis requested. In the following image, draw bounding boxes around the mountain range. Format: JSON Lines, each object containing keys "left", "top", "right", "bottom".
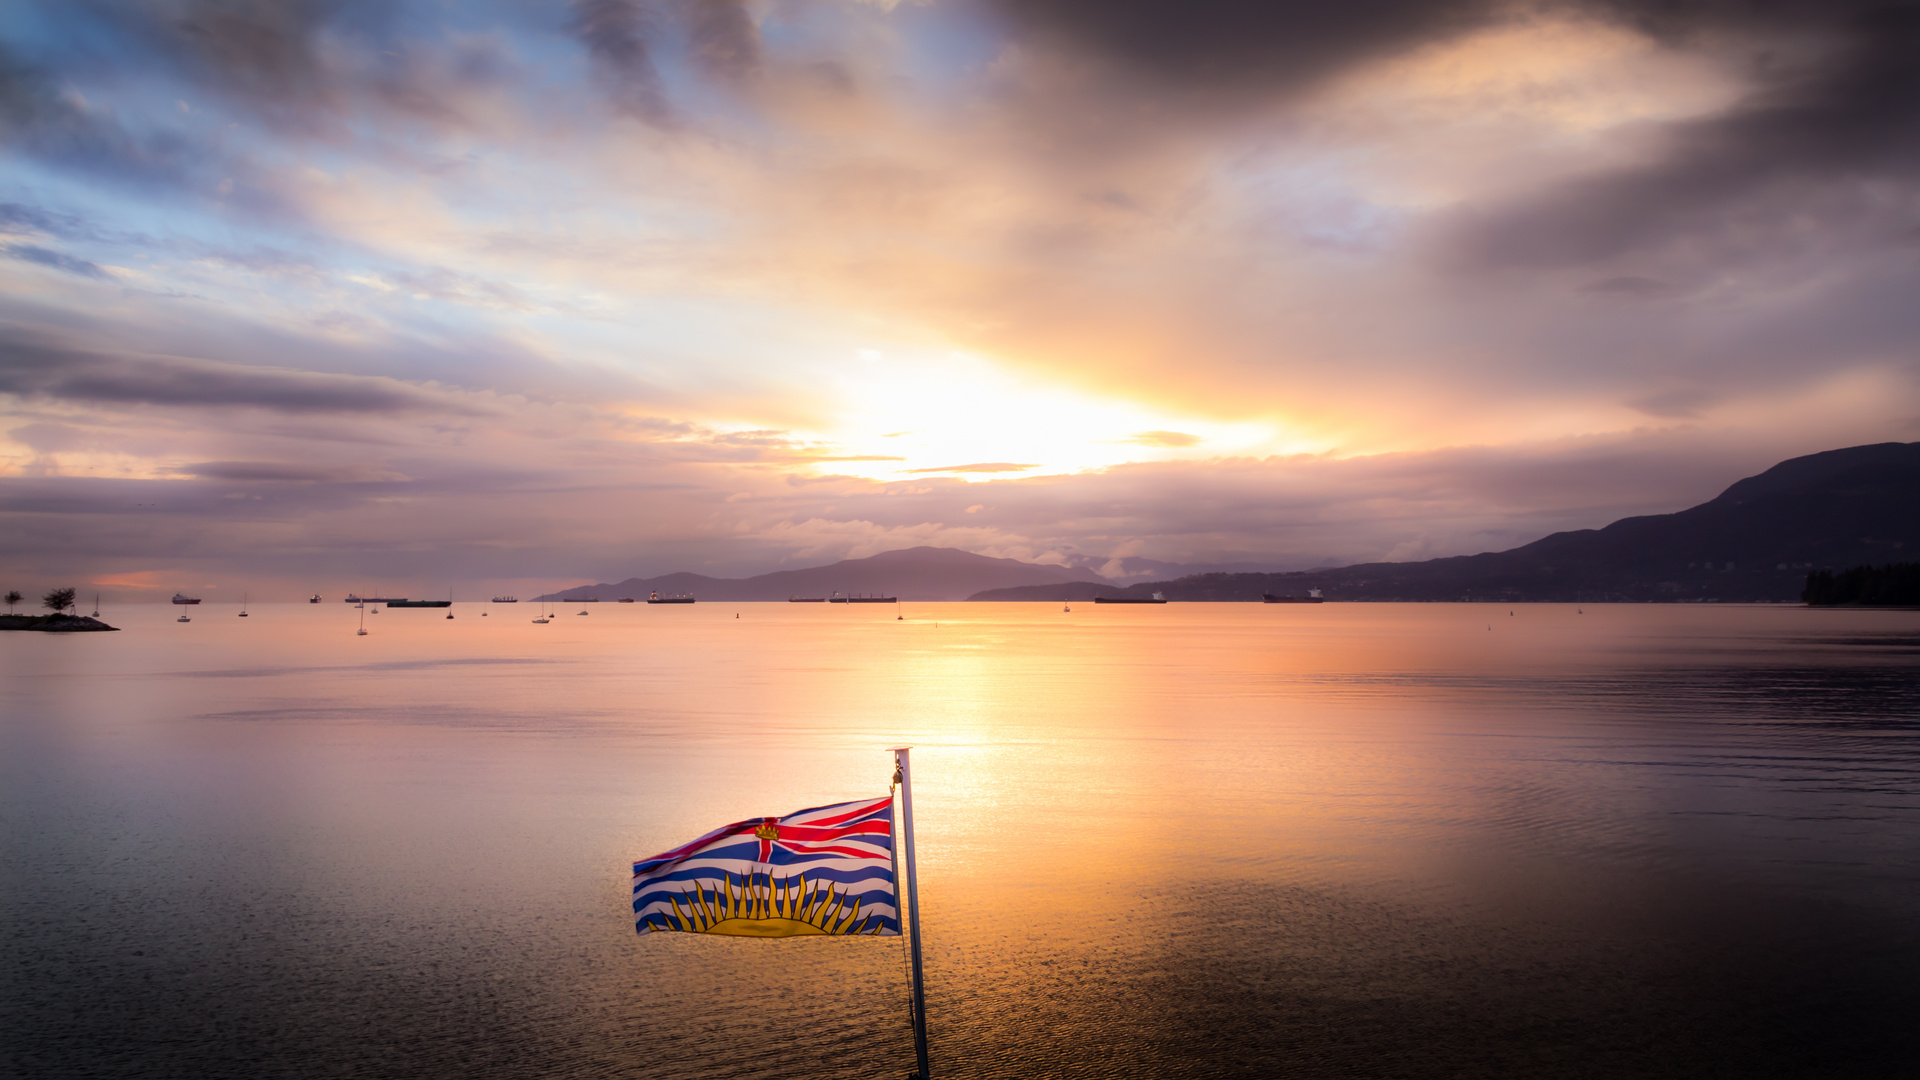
{"left": 543, "top": 442, "right": 1920, "bottom": 605}
{"left": 974, "top": 442, "right": 1920, "bottom": 602}
{"left": 536, "top": 546, "right": 1103, "bottom": 602}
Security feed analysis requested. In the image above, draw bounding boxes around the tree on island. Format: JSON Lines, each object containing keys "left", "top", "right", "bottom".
{"left": 42, "top": 587, "right": 76, "bottom": 614}
{"left": 4, "top": 590, "right": 19, "bottom": 613}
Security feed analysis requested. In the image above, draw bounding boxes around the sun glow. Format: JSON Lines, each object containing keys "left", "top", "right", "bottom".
{"left": 806, "top": 352, "right": 1324, "bottom": 481}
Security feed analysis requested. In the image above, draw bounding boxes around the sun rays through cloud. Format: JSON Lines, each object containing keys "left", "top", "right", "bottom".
{"left": 3, "top": 0, "right": 1916, "bottom": 594}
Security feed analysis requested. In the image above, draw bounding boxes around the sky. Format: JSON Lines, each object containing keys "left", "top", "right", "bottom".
{"left": 2, "top": 0, "right": 1918, "bottom": 600}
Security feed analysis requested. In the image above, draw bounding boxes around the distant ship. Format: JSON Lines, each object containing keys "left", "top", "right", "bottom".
{"left": 789, "top": 596, "right": 827, "bottom": 602}
{"left": 309, "top": 594, "right": 322, "bottom": 603}
{"left": 387, "top": 599, "right": 452, "bottom": 608}
{"left": 616, "top": 597, "right": 636, "bottom": 603}
{"left": 1094, "top": 591, "right": 1167, "bottom": 604}
{"left": 828, "top": 593, "right": 897, "bottom": 603}
{"left": 647, "top": 591, "right": 695, "bottom": 604}
{"left": 344, "top": 595, "right": 406, "bottom": 604}
{"left": 1262, "top": 589, "right": 1324, "bottom": 604}
{"left": 492, "top": 596, "right": 519, "bottom": 603}
{"left": 171, "top": 593, "right": 201, "bottom": 605}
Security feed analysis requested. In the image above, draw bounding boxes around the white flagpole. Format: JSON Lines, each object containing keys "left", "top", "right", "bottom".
{"left": 891, "top": 746, "right": 931, "bottom": 1080}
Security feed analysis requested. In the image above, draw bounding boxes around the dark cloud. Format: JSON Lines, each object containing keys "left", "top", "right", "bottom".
{"left": 168, "top": 0, "right": 337, "bottom": 107}
{"left": 0, "top": 202, "right": 89, "bottom": 239}
{"left": 687, "top": 0, "right": 761, "bottom": 85}
{"left": 570, "top": 0, "right": 673, "bottom": 122}
{"left": 1632, "top": 387, "right": 1718, "bottom": 418}
{"left": 3, "top": 243, "right": 109, "bottom": 278}
{"left": 0, "top": 43, "right": 198, "bottom": 190}
{"left": 0, "top": 42, "right": 300, "bottom": 220}
{"left": 988, "top": 0, "right": 1497, "bottom": 99}
{"left": 0, "top": 334, "right": 481, "bottom": 415}
{"left": 1441, "top": 2, "right": 1920, "bottom": 272}
{"left": 1583, "top": 275, "right": 1674, "bottom": 299}
{"left": 170, "top": 460, "right": 385, "bottom": 482}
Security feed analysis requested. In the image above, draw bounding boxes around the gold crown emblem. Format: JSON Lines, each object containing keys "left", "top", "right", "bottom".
{"left": 753, "top": 823, "right": 780, "bottom": 841}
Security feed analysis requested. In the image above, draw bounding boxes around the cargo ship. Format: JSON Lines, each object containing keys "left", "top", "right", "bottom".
{"left": 647, "top": 591, "right": 695, "bottom": 604}
{"left": 344, "top": 595, "right": 406, "bottom": 604}
{"left": 789, "top": 596, "right": 827, "bottom": 602}
{"left": 171, "top": 593, "right": 202, "bottom": 605}
{"left": 828, "top": 593, "right": 897, "bottom": 603}
{"left": 1262, "top": 589, "right": 1324, "bottom": 603}
{"left": 1094, "top": 591, "right": 1167, "bottom": 604}
{"left": 387, "top": 599, "right": 452, "bottom": 608}
{"left": 309, "top": 594, "right": 322, "bottom": 603}
{"left": 491, "top": 596, "right": 518, "bottom": 602}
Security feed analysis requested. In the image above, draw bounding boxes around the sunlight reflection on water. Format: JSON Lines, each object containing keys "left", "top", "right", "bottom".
{"left": 4, "top": 602, "right": 1918, "bottom": 1078}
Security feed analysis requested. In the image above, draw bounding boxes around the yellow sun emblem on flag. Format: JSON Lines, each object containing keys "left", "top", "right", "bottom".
{"left": 663, "top": 872, "right": 887, "bottom": 937}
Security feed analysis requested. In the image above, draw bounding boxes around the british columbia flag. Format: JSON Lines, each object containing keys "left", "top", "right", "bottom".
{"left": 631, "top": 795, "right": 898, "bottom": 937}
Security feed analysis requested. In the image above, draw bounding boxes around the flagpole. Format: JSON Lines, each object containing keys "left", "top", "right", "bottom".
{"left": 891, "top": 746, "right": 931, "bottom": 1080}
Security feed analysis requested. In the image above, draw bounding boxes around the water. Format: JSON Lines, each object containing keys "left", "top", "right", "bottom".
{"left": 4, "top": 602, "right": 1919, "bottom": 1078}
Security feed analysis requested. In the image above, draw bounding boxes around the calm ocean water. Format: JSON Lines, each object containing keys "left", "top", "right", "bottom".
{"left": 4, "top": 601, "right": 1918, "bottom": 1079}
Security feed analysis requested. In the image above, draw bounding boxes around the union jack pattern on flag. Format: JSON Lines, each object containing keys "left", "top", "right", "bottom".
{"left": 631, "top": 795, "right": 898, "bottom": 937}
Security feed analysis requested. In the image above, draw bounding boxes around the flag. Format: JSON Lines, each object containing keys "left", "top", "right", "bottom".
{"left": 631, "top": 795, "right": 898, "bottom": 937}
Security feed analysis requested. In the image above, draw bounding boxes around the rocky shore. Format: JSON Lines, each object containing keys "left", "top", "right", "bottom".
{"left": 0, "top": 613, "right": 120, "bottom": 632}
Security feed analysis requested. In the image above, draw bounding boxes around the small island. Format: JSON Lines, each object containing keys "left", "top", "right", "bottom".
{"left": 0, "top": 588, "right": 120, "bottom": 631}
{"left": 0, "top": 613, "right": 121, "bottom": 632}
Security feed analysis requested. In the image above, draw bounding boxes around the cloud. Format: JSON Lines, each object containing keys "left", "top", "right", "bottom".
{"left": 0, "top": 334, "right": 483, "bottom": 415}
{"left": 1127, "top": 430, "right": 1200, "bottom": 447}
{"left": 1582, "top": 275, "right": 1672, "bottom": 299}
{"left": 4, "top": 0, "right": 1919, "bottom": 599}
{"left": 0, "top": 43, "right": 198, "bottom": 191}
{"left": 169, "top": 460, "right": 399, "bottom": 483}
{"left": 905, "top": 462, "right": 1040, "bottom": 474}
{"left": 570, "top": 0, "right": 672, "bottom": 122}
{"left": 168, "top": 0, "right": 339, "bottom": 108}
{"left": 687, "top": 0, "right": 761, "bottom": 86}
{"left": 3, "top": 244, "right": 109, "bottom": 278}
{"left": 989, "top": 0, "right": 1500, "bottom": 102}
{"left": 1438, "top": 3, "right": 1920, "bottom": 273}
{"left": 0, "top": 202, "right": 89, "bottom": 239}
{"left": 1632, "top": 387, "right": 1717, "bottom": 419}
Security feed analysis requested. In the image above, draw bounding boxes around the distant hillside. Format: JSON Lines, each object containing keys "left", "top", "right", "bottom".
{"left": 973, "top": 442, "right": 1920, "bottom": 603}
{"left": 539, "top": 546, "right": 1105, "bottom": 602}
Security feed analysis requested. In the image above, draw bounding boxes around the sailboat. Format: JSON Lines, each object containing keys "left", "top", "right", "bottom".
{"left": 91, "top": 593, "right": 99, "bottom": 617}
{"left": 532, "top": 600, "right": 550, "bottom": 624}
{"left": 176, "top": 612, "right": 191, "bottom": 623}
{"left": 357, "top": 601, "right": 368, "bottom": 636}
{"left": 238, "top": 592, "right": 249, "bottom": 617}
